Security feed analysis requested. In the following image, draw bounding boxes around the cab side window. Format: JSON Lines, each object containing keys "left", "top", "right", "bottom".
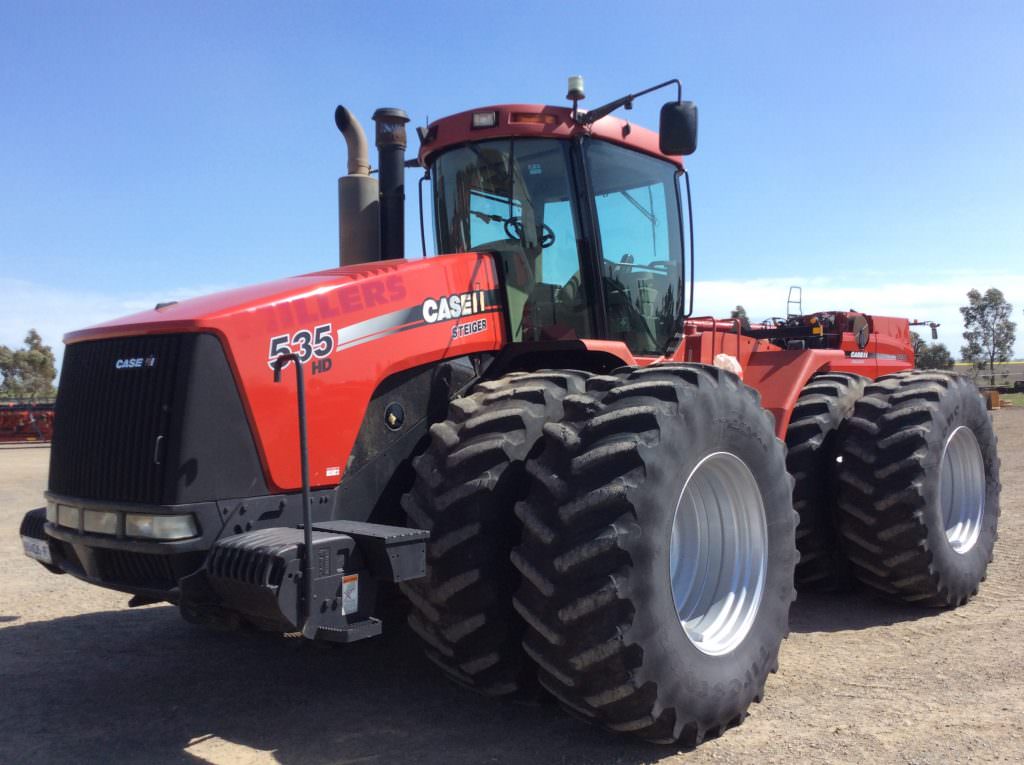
{"left": 586, "top": 140, "right": 684, "bottom": 355}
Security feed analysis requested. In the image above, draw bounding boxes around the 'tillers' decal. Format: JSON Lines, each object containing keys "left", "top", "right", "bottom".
{"left": 268, "top": 289, "right": 500, "bottom": 373}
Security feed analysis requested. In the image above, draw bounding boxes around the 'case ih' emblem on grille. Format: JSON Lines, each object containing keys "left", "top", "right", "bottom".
{"left": 114, "top": 355, "right": 157, "bottom": 369}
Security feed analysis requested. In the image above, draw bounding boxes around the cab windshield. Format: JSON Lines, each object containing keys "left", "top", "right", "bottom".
{"left": 433, "top": 139, "right": 593, "bottom": 343}
{"left": 432, "top": 137, "right": 684, "bottom": 354}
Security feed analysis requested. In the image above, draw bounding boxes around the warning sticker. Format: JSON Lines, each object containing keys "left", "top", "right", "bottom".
{"left": 341, "top": 574, "right": 359, "bottom": 614}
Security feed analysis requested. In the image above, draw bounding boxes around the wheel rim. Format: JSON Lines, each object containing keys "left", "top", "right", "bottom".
{"left": 670, "top": 452, "right": 768, "bottom": 656}
{"left": 939, "top": 426, "right": 985, "bottom": 554}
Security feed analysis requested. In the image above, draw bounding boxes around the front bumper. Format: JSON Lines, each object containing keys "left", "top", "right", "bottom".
{"left": 20, "top": 494, "right": 428, "bottom": 643}
{"left": 19, "top": 487, "right": 402, "bottom": 604}
{"left": 25, "top": 494, "right": 225, "bottom": 601}
{"left": 24, "top": 490, "right": 339, "bottom": 601}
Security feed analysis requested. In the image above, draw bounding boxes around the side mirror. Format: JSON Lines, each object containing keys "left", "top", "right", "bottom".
{"left": 660, "top": 100, "right": 698, "bottom": 156}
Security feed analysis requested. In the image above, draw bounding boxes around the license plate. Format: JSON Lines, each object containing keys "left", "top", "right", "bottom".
{"left": 21, "top": 536, "right": 53, "bottom": 565}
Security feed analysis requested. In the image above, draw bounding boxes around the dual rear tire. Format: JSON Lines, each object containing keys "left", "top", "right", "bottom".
{"left": 834, "top": 370, "right": 1000, "bottom": 606}
{"left": 784, "top": 369, "right": 1000, "bottom": 605}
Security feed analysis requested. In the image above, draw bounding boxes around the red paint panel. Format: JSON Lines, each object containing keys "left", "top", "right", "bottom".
{"left": 64, "top": 253, "right": 506, "bottom": 492}
{"left": 418, "top": 105, "right": 683, "bottom": 169}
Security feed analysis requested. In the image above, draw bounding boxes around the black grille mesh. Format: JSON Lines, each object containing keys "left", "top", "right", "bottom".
{"left": 94, "top": 549, "right": 199, "bottom": 590}
{"left": 49, "top": 335, "right": 191, "bottom": 504}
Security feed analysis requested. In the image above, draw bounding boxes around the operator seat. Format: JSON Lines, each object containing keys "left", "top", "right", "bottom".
{"left": 520, "top": 274, "right": 590, "bottom": 342}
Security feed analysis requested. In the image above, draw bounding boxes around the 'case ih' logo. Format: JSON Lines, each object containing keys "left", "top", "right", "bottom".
{"left": 421, "top": 290, "right": 489, "bottom": 324}
{"left": 115, "top": 356, "right": 157, "bottom": 369}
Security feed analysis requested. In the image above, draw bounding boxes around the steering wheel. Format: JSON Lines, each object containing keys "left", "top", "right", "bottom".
{"left": 603, "top": 255, "right": 671, "bottom": 278}
{"left": 644, "top": 260, "right": 673, "bottom": 272}
{"left": 612, "top": 258, "right": 673, "bottom": 274}
{"left": 504, "top": 217, "right": 556, "bottom": 248}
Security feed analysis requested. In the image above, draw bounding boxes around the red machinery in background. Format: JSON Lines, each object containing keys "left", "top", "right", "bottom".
{"left": 0, "top": 402, "right": 54, "bottom": 443}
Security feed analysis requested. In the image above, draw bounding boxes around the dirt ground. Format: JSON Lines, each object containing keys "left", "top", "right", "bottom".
{"left": 1, "top": 409, "right": 1022, "bottom": 765}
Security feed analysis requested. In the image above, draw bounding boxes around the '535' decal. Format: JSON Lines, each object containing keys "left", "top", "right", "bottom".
{"left": 267, "top": 324, "right": 334, "bottom": 369}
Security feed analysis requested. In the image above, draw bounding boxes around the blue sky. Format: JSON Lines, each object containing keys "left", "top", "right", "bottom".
{"left": 2, "top": 1, "right": 1022, "bottom": 365}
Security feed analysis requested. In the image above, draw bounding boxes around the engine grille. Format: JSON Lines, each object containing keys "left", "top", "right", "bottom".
{"left": 95, "top": 549, "right": 177, "bottom": 589}
{"left": 49, "top": 334, "right": 191, "bottom": 504}
{"left": 95, "top": 549, "right": 204, "bottom": 590}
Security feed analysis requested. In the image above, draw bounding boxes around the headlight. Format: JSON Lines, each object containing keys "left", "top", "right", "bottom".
{"left": 471, "top": 110, "right": 498, "bottom": 129}
{"left": 57, "top": 505, "right": 80, "bottom": 529}
{"left": 83, "top": 510, "right": 118, "bottom": 535}
{"left": 126, "top": 513, "right": 198, "bottom": 540}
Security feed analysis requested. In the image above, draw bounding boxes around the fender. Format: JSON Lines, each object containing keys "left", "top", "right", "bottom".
{"left": 743, "top": 351, "right": 843, "bottom": 437}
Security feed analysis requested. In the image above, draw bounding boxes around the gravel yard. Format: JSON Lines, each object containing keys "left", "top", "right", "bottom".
{"left": 1, "top": 407, "right": 1022, "bottom": 764}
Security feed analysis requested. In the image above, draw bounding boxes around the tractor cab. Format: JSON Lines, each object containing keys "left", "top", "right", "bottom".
{"left": 419, "top": 83, "right": 697, "bottom": 356}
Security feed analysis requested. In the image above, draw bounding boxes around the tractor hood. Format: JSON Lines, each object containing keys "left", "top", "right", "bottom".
{"left": 66, "top": 255, "right": 499, "bottom": 345}
{"left": 62, "top": 253, "right": 505, "bottom": 491}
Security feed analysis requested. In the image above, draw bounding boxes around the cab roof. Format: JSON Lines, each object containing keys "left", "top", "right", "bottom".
{"left": 417, "top": 104, "right": 684, "bottom": 169}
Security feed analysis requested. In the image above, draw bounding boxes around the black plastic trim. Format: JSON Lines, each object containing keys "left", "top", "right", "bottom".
{"left": 571, "top": 136, "right": 609, "bottom": 340}
{"left": 483, "top": 341, "right": 626, "bottom": 378}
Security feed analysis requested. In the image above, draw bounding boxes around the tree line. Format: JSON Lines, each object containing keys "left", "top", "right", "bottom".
{"left": 958, "top": 288, "right": 1017, "bottom": 383}
{"left": 914, "top": 287, "right": 1018, "bottom": 383}
{"left": 0, "top": 330, "right": 57, "bottom": 400}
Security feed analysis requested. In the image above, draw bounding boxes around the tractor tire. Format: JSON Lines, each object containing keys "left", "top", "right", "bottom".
{"left": 835, "top": 370, "right": 1000, "bottom": 606}
{"left": 511, "top": 364, "right": 797, "bottom": 745}
{"left": 786, "top": 372, "right": 868, "bottom": 590}
{"left": 400, "top": 370, "right": 587, "bottom": 697}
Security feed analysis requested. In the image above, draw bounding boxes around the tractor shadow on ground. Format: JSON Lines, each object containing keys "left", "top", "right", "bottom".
{"left": 788, "top": 589, "right": 941, "bottom": 634}
{"left": 0, "top": 606, "right": 668, "bottom": 765}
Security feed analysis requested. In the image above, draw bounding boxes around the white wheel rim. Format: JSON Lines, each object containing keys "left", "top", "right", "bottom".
{"left": 670, "top": 452, "right": 768, "bottom": 656}
{"left": 939, "top": 426, "right": 985, "bottom": 555}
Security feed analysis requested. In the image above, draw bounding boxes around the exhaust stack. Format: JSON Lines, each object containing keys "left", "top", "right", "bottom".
{"left": 334, "top": 106, "right": 380, "bottom": 267}
{"left": 372, "top": 108, "right": 410, "bottom": 261}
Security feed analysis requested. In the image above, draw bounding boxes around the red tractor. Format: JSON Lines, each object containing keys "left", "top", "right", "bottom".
{"left": 20, "top": 77, "right": 1000, "bottom": 747}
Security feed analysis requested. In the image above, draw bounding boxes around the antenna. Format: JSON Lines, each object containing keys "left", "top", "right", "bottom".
{"left": 566, "top": 75, "right": 585, "bottom": 122}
